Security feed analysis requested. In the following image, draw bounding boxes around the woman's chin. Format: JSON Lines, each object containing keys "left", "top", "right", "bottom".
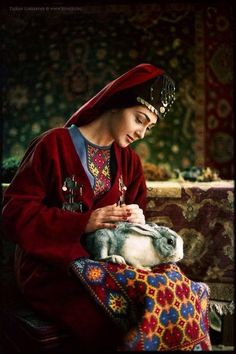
{"left": 116, "top": 140, "right": 130, "bottom": 148}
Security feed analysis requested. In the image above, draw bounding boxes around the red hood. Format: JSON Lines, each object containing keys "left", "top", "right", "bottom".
{"left": 64, "top": 63, "right": 164, "bottom": 127}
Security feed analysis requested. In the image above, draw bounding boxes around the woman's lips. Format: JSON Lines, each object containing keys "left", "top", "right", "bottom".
{"left": 127, "top": 135, "right": 134, "bottom": 143}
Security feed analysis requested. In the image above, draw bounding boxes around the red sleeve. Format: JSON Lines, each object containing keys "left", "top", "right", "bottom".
{"left": 122, "top": 148, "right": 147, "bottom": 214}
{"left": 2, "top": 132, "right": 92, "bottom": 270}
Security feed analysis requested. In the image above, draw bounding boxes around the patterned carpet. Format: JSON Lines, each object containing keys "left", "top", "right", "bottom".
{"left": 2, "top": 4, "right": 234, "bottom": 179}
{"left": 0, "top": 342, "right": 234, "bottom": 353}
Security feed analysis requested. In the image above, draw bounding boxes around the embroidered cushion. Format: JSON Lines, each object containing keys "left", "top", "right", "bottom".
{"left": 71, "top": 259, "right": 212, "bottom": 351}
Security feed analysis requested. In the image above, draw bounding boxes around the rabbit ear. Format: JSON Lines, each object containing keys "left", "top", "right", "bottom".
{"left": 154, "top": 225, "right": 178, "bottom": 238}
{"left": 128, "top": 223, "right": 160, "bottom": 236}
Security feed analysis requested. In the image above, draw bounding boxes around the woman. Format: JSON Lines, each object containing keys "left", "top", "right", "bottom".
{"left": 2, "top": 63, "right": 176, "bottom": 351}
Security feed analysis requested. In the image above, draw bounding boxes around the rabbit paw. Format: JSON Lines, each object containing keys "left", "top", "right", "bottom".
{"left": 110, "top": 255, "right": 127, "bottom": 265}
{"left": 102, "top": 255, "right": 127, "bottom": 265}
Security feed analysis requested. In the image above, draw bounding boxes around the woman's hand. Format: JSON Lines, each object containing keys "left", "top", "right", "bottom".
{"left": 120, "top": 204, "right": 145, "bottom": 225}
{"left": 85, "top": 204, "right": 130, "bottom": 233}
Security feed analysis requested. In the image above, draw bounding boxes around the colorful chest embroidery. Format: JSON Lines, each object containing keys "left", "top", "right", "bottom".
{"left": 87, "top": 143, "right": 111, "bottom": 198}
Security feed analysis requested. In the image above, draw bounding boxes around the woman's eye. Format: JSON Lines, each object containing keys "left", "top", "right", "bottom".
{"left": 136, "top": 117, "right": 144, "bottom": 125}
{"left": 147, "top": 125, "right": 154, "bottom": 131}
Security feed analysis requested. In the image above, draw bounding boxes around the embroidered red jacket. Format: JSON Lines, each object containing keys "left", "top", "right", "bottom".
{"left": 2, "top": 127, "right": 147, "bottom": 271}
{"left": 2, "top": 63, "right": 161, "bottom": 349}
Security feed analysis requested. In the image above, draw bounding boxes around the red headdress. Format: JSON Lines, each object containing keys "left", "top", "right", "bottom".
{"left": 64, "top": 63, "right": 175, "bottom": 127}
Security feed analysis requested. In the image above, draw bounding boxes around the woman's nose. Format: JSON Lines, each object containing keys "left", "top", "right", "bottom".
{"left": 135, "top": 128, "right": 146, "bottom": 139}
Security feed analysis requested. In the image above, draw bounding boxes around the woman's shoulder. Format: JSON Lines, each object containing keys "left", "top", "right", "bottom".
{"left": 40, "top": 126, "right": 68, "bottom": 139}
{"left": 23, "top": 127, "right": 70, "bottom": 157}
{"left": 31, "top": 127, "right": 69, "bottom": 145}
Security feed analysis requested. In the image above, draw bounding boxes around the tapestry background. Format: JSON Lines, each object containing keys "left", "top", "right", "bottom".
{"left": 2, "top": 3, "right": 234, "bottom": 179}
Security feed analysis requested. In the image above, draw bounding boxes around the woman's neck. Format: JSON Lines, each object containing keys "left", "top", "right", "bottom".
{"left": 78, "top": 113, "right": 113, "bottom": 147}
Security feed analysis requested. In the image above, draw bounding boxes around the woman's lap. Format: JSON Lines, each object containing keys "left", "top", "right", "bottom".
{"left": 22, "top": 269, "right": 123, "bottom": 351}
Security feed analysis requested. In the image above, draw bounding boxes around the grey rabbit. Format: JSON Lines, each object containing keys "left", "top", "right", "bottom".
{"left": 84, "top": 222, "right": 184, "bottom": 271}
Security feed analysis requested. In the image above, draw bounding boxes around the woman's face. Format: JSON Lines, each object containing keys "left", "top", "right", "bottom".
{"left": 109, "top": 105, "right": 157, "bottom": 148}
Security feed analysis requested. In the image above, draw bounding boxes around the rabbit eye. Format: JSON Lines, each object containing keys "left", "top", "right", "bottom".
{"left": 167, "top": 238, "right": 174, "bottom": 245}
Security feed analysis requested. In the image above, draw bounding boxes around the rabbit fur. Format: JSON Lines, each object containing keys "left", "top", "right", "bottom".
{"left": 84, "top": 222, "right": 184, "bottom": 271}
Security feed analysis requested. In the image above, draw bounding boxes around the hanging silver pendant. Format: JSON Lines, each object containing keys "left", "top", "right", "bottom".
{"left": 62, "top": 175, "right": 83, "bottom": 212}
{"left": 117, "top": 175, "right": 127, "bottom": 206}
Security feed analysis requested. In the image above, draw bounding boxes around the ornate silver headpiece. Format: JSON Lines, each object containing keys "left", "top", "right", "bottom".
{"left": 137, "top": 74, "right": 175, "bottom": 118}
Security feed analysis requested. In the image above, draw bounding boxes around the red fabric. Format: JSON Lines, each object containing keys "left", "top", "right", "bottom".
{"left": 2, "top": 128, "right": 146, "bottom": 269}
{"left": 64, "top": 63, "right": 164, "bottom": 127}
{"left": 15, "top": 246, "right": 123, "bottom": 352}
{"left": 2, "top": 63, "right": 163, "bottom": 349}
{"left": 2, "top": 127, "right": 146, "bottom": 350}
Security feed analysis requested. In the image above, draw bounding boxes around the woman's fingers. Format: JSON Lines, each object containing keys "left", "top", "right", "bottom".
{"left": 85, "top": 203, "right": 145, "bottom": 233}
{"left": 85, "top": 204, "right": 130, "bottom": 233}
{"left": 95, "top": 206, "right": 129, "bottom": 219}
{"left": 120, "top": 204, "right": 145, "bottom": 224}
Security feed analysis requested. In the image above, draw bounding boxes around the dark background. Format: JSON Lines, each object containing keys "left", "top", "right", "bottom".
{"left": 1, "top": 1, "right": 234, "bottom": 179}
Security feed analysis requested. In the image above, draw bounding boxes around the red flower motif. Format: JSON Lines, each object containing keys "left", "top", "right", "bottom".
{"left": 176, "top": 282, "right": 190, "bottom": 300}
{"left": 136, "top": 281, "right": 147, "bottom": 293}
{"left": 163, "top": 327, "right": 183, "bottom": 347}
{"left": 185, "top": 320, "right": 200, "bottom": 340}
{"left": 156, "top": 288, "right": 174, "bottom": 306}
{"left": 141, "top": 314, "right": 158, "bottom": 335}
